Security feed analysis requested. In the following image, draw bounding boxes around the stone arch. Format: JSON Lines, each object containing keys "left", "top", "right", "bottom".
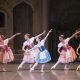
{"left": 12, "top": 0, "right": 34, "bottom": 10}
{"left": 0, "top": 11, "right": 5, "bottom": 27}
{"left": 0, "top": 10, "right": 7, "bottom": 27}
{"left": 13, "top": 1, "right": 33, "bottom": 49}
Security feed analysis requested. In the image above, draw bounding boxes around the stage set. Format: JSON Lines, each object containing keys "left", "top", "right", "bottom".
{"left": 0, "top": 0, "right": 80, "bottom": 80}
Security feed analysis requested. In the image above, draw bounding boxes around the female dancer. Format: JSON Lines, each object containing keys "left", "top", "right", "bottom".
{"left": 51, "top": 31, "right": 80, "bottom": 70}
{"left": 18, "top": 31, "right": 46, "bottom": 70}
{"left": 29, "top": 29, "right": 52, "bottom": 72}
{"left": 76, "top": 44, "right": 80, "bottom": 70}
{"left": 0, "top": 33, "right": 21, "bottom": 71}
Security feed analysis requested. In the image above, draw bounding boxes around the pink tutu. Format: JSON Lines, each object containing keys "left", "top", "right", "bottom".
{"left": 23, "top": 48, "right": 40, "bottom": 63}
{"left": 0, "top": 47, "right": 14, "bottom": 63}
{"left": 58, "top": 47, "right": 77, "bottom": 63}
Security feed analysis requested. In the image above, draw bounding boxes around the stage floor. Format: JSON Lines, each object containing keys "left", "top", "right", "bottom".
{"left": 0, "top": 63, "right": 80, "bottom": 80}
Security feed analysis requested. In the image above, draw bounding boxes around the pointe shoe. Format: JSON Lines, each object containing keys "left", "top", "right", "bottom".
{"left": 76, "top": 68, "right": 79, "bottom": 71}
{"left": 17, "top": 67, "right": 22, "bottom": 70}
{"left": 41, "top": 70, "right": 44, "bottom": 72}
{"left": 64, "top": 67, "right": 69, "bottom": 70}
{"left": 76, "top": 67, "right": 80, "bottom": 71}
{"left": 76, "top": 65, "right": 80, "bottom": 71}
{"left": 30, "top": 68, "right": 34, "bottom": 72}
{"left": 2, "top": 68, "right": 7, "bottom": 72}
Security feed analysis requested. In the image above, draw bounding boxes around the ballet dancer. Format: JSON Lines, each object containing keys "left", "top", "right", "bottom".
{"left": 18, "top": 31, "right": 46, "bottom": 70}
{"left": 51, "top": 31, "right": 80, "bottom": 70}
{"left": 29, "top": 29, "right": 52, "bottom": 72}
{"left": 0, "top": 33, "right": 21, "bottom": 71}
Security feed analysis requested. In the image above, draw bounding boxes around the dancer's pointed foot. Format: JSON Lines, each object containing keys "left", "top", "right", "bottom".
{"left": 2, "top": 68, "right": 7, "bottom": 72}
{"left": 30, "top": 68, "right": 34, "bottom": 72}
{"left": 41, "top": 69, "right": 44, "bottom": 72}
{"left": 64, "top": 66, "right": 69, "bottom": 70}
{"left": 76, "top": 66, "right": 80, "bottom": 71}
{"left": 17, "top": 66, "right": 22, "bottom": 70}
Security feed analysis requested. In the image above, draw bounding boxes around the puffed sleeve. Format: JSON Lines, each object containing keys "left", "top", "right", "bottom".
{"left": 4, "top": 38, "right": 9, "bottom": 45}
{"left": 58, "top": 43, "right": 62, "bottom": 48}
{"left": 30, "top": 37, "right": 35, "bottom": 43}
{"left": 65, "top": 38, "right": 70, "bottom": 42}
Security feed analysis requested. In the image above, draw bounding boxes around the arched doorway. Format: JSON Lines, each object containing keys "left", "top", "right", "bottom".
{"left": 13, "top": 2, "right": 33, "bottom": 50}
{"left": 0, "top": 11, "right": 6, "bottom": 35}
{"left": 0, "top": 12, "right": 5, "bottom": 28}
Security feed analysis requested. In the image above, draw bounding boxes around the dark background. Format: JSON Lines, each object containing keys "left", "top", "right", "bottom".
{"left": 48, "top": 0, "right": 80, "bottom": 62}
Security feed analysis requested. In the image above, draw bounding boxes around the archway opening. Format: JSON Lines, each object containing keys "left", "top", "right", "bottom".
{"left": 13, "top": 2, "right": 33, "bottom": 50}
{"left": 0, "top": 12, "right": 5, "bottom": 27}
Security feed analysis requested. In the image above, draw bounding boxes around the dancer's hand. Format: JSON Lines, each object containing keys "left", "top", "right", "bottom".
{"left": 43, "top": 30, "right": 46, "bottom": 34}
{"left": 16, "top": 33, "right": 21, "bottom": 35}
{"left": 75, "top": 31, "right": 80, "bottom": 35}
{"left": 49, "top": 29, "right": 53, "bottom": 33}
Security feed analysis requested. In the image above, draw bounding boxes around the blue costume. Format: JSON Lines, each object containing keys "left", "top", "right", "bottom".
{"left": 36, "top": 39, "right": 51, "bottom": 63}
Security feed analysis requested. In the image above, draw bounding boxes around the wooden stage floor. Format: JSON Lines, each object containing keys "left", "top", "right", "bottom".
{"left": 0, "top": 63, "right": 80, "bottom": 80}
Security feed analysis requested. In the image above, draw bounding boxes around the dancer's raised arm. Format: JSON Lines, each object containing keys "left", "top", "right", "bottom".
{"left": 69, "top": 31, "right": 80, "bottom": 40}
{"left": 8, "top": 33, "right": 21, "bottom": 41}
{"left": 34, "top": 30, "right": 46, "bottom": 39}
{"left": 43, "top": 29, "right": 52, "bottom": 41}
{"left": 25, "top": 45, "right": 38, "bottom": 53}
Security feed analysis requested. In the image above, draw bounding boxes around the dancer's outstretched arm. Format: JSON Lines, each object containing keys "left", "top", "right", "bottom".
{"left": 8, "top": 33, "right": 21, "bottom": 41}
{"left": 69, "top": 31, "right": 80, "bottom": 40}
{"left": 25, "top": 45, "right": 38, "bottom": 53}
{"left": 34, "top": 30, "right": 46, "bottom": 39}
{"left": 43, "top": 29, "right": 52, "bottom": 41}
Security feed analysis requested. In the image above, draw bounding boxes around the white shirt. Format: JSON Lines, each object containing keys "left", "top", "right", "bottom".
{"left": 58, "top": 38, "right": 70, "bottom": 48}
{"left": 23, "top": 37, "right": 35, "bottom": 48}
{"left": 4, "top": 38, "right": 9, "bottom": 45}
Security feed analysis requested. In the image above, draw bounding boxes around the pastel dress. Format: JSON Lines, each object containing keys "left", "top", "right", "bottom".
{"left": 58, "top": 38, "right": 77, "bottom": 63}
{"left": 23, "top": 37, "right": 39, "bottom": 63}
{"left": 0, "top": 39, "right": 14, "bottom": 63}
{"left": 36, "top": 39, "right": 51, "bottom": 63}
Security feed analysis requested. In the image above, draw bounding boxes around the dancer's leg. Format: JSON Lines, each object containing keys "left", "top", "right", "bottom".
{"left": 41, "top": 64, "right": 45, "bottom": 72}
{"left": 29, "top": 64, "right": 33, "bottom": 69}
{"left": 18, "top": 61, "right": 26, "bottom": 70}
{"left": 51, "top": 60, "right": 60, "bottom": 69}
{"left": 64, "top": 63, "right": 69, "bottom": 70}
{"left": 30, "top": 62, "right": 38, "bottom": 72}
{"left": 2, "top": 63, "right": 7, "bottom": 71}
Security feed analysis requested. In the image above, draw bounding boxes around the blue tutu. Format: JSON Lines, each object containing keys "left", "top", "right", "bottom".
{"left": 36, "top": 46, "right": 51, "bottom": 63}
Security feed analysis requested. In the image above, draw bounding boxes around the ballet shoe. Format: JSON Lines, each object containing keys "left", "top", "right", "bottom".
{"left": 30, "top": 68, "right": 34, "bottom": 72}
{"left": 76, "top": 67, "right": 80, "bottom": 71}
{"left": 17, "top": 66, "right": 22, "bottom": 70}
{"left": 2, "top": 68, "right": 7, "bottom": 72}
{"left": 64, "top": 67, "right": 69, "bottom": 70}
{"left": 41, "top": 70, "right": 44, "bottom": 72}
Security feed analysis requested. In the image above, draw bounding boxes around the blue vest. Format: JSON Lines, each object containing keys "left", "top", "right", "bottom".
{"left": 39, "top": 46, "right": 46, "bottom": 52}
